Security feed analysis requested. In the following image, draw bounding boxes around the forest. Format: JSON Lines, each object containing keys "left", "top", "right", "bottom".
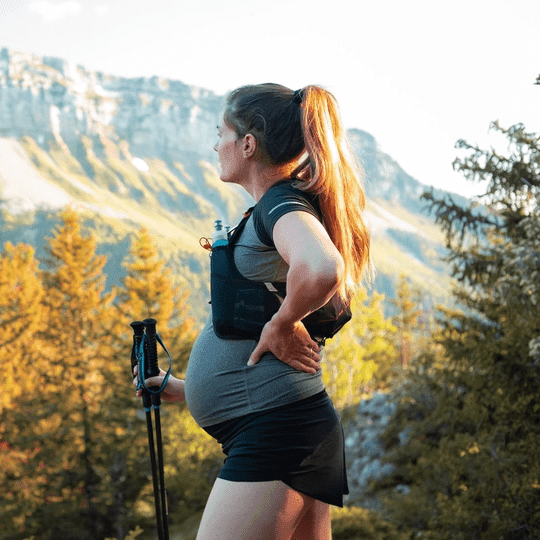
{"left": 1, "top": 119, "right": 539, "bottom": 540}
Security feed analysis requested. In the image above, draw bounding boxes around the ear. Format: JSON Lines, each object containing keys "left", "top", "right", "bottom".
{"left": 241, "top": 133, "right": 258, "bottom": 159}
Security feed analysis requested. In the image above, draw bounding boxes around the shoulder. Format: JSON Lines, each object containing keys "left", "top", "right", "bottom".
{"left": 257, "top": 180, "right": 320, "bottom": 213}
{"left": 253, "top": 180, "right": 321, "bottom": 246}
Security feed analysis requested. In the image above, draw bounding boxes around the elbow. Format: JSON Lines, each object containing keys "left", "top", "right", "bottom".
{"left": 314, "top": 253, "right": 344, "bottom": 294}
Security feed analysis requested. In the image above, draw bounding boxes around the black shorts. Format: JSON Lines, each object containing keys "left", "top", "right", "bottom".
{"left": 202, "top": 390, "right": 349, "bottom": 507}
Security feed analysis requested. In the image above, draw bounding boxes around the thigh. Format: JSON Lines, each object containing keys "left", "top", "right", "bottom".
{"left": 292, "top": 499, "right": 331, "bottom": 540}
{"left": 196, "top": 478, "right": 314, "bottom": 540}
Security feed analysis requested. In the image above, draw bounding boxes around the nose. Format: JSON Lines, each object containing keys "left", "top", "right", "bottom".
{"left": 213, "top": 142, "right": 218, "bottom": 152}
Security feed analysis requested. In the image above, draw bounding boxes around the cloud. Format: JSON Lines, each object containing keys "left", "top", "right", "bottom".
{"left": 26, "top": 1, "right": 82, "bottom": 23}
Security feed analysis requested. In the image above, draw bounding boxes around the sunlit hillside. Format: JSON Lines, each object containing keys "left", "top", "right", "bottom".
{"left": 0, "top": 47, "right": 462, "bottom": 325}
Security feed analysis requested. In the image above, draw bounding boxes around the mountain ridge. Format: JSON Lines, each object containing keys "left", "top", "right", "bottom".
{"left": 0, "top": 46, "right": 460, "bottom": 324}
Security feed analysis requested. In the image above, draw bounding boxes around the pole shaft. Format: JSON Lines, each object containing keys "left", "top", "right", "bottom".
{"left": 146, "top": 409, "right": 164, "bottom": 540}
{"left": 153, "top": 404, "right": 169, "bottom": 540}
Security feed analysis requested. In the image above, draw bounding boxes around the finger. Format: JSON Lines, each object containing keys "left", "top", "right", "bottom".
{"left": 145, "top": 376, "right": 163, "bottom": 388}
{"left": 291, "top": 359, "right": 318, "bottom": 374}
{"left": 306, "top": 350, "right": 322, "bottom": 369}
{"left": 292, "top": 351, "right": 321, "bottom": 373}
{"left": 304, "top": 345, "right": 321, "bottom": 363}
{"left": 305, "top": 359, "right": 321, "bottom": 372}
{"left": 247, "top": 343, "right": 264, "bottom": 366}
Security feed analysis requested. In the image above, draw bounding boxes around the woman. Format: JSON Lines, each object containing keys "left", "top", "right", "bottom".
{"left": 135, "top": 84, "right": 370, "bottom": 539}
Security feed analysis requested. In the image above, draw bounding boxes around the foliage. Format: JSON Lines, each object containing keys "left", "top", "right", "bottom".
{"left": 323, "top": 288, "right": 399, "bottom": 409}
{"left": 0, "top": 243, "right": 44, "bottom": 413}
{"left": 104, "top": 526, "right": 144, "bottom": 540}
{"left": 330, "top": 506, "right": 408, "bottom": 540}
{"left": 1, "top": 208, "right": 120, "bottom": 539}
{"left": 0, "top": 244, "right": 48, "bottom": 540}
{"left": 0, "top": 209, "right": 213, "bottom": 540}
{"left": 158, "top": 407, "right": 222, "bottom": 524}
{"left": 390, "top": 273, "right": 421, "bottom": 369}
{"left": 116, "top": 226, "right": 196, "bottom": 375}
{"left": 378, "top": 121, "right": 540, "bottom": 539}
{"left": 116, "top": 228, "right": 192, "bottom": 326}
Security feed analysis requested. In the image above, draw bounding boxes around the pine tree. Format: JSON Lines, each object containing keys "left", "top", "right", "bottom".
{"left": 9, "top": 207, "right": 122, "bottom": 540}
{"left": 390, "top": 273, "right": 421, "bottom": 369}
{"left": 116, "top": 227, "right": 195, "bottom": 372}
{"left": 383, "top": 121, "right": 540, "bottom": 539}
{"left": 117, "top": 228, "right": 176, "bottom": 325}
{"left": 113, "top": 227, "right": 200, "bottom": 534}
{"left": 0, "top": 243, "right": 48, "bottom": 539}
{"left": 0, "top": 243, "right": 44, "bottom": 412}
{"left": 359, "top": 291, "right": 400, "bottom": 393}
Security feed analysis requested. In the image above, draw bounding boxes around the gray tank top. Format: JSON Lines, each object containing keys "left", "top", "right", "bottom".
{"left": 184, "top": 194, "right": 325, "bottom": 427}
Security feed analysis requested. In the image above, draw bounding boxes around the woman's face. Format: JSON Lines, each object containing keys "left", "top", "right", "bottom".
{"left": 214, "top": 119, "right": 245, "bottom": 184}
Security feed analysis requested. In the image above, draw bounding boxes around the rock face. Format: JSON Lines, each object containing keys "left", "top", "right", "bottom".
{"left": 343, "top": 392, "right": 410, "bottom": 509}
{"left": 0, "top": 47, "right": 222, "bottom": 161}
{"left": 0, "top": 47, "right": 468, "bottom": 208}
{"left": 0, "top": 47, "right": 459, "bottom": 319}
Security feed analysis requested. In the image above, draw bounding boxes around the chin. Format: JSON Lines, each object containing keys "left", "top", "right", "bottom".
{"left": 219, "top": 175, "right": 236, "bottom": 184}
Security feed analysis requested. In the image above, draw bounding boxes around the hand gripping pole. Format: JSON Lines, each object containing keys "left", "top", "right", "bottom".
{"left": 130, "top": 319, "right": 170, "bottom": 540}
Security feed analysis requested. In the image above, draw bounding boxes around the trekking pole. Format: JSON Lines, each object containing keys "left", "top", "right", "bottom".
{"left": 143, "top": 318, "right": 170, "bottom": 540}
{"left": 130, "top": 320, "right": 171, "bottom": 540}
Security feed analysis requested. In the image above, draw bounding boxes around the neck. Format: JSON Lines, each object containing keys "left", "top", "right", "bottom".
{"left": 242, "top": 163, "right": 295, "bottom": 202}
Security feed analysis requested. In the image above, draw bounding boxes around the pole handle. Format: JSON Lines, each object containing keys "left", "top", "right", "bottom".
{"left": 143, "top": 318, "right": 160, "bottom": 378}
{"left": 130, "top": 321, "right": 145, "bottom": 376}
{"left": 130, "top": 318, "right": 172, "bottom": 396}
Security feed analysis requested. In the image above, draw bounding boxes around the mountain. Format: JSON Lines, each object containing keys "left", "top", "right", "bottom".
{"left": 0, "top": 47, "right": 462, "bottom": 324}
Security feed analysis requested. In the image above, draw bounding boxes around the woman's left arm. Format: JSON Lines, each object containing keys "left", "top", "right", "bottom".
{"left": 247, "top": 211, "right": 344, "bottom": 373}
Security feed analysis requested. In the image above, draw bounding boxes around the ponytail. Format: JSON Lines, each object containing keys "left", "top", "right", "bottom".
{"left": 292, "top": 86, "right": 371, "bottom": 298}
{"left": 224, "top": 84, "right": 371, "bottom": 297}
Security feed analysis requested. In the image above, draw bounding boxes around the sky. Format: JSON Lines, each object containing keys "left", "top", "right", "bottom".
{"left": 0, "top": 0, "right": 539, "bottom": 199}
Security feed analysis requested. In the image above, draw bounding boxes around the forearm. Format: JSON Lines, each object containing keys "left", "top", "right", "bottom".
{"left": 274, "top": 259, "right": 341, "bottom": 327}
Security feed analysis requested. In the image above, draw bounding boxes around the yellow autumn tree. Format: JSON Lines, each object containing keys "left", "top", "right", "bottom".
{"left": 0, "top": 243, "right": 45, "bottom": 412}
{"left": 0, "top": 243, "right": 48, "bottom": 539}
{"left": 116, "top": 227, "right": 195, "bottom": 372}
{"left": 323, "top": 288, "right": 398, "bottom": 409}
{"left": 31, "top": 207, "right": 120, "bottom": 540}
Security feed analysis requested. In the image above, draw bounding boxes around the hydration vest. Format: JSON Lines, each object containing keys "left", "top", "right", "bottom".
{"left": 209, "top": 207, "right": 352, "bottom": 345}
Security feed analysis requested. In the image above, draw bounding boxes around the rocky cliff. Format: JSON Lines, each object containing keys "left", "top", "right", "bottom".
{"left": 0, "top": 48, "right": 222, "bottom": 161}
{"left": 0, "top": 47, "right": 459, "bottom": 323}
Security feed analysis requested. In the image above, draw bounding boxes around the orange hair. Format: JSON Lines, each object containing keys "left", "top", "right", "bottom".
{"left": 293, "top": 86, "right": 371, "bottom": 297}
{"left": 224, "top": 84, "right": 371, "bottom": 298}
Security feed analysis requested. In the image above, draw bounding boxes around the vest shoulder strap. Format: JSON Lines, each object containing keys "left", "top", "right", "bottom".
{"left": 228, "top": 207, "right": 254, "bottom": 246}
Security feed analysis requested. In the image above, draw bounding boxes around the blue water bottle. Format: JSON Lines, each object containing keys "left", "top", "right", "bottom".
{"left": 212, "top": 220, "right": 228, "bottom": 248}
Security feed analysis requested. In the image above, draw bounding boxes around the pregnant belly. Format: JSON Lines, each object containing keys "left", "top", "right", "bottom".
{"left": 184, "top": 318, "right": 256, "bottom": 426}
{"left": 184, "top": 317, "right": 324, "bottom": 428}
